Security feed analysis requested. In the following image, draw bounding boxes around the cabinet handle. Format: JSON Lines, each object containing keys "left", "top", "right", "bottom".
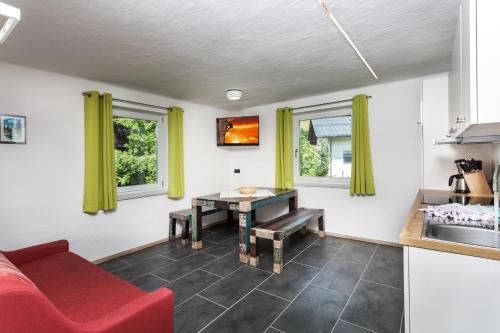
{"left": 456, "top": 117, "right": 466, "bottom": 123}
{"left": 449, "top": 127, "right": 457, "bottom": 134}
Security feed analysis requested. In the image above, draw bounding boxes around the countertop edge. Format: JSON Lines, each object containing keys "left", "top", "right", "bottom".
{"left": 400, "top": 189, "right": 500, "bottom": 261}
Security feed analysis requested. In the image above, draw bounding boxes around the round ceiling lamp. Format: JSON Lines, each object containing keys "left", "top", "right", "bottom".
{"left": 226, "top": 89, "right": 243, "bottom": 101}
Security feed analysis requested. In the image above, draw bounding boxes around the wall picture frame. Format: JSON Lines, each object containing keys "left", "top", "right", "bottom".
{"left": 0, "top": 114, "right": 26, "bottom": 144}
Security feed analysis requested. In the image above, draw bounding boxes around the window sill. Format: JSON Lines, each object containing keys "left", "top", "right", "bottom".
{"left": 294, "top": 181, "right": 350, "bottom": 189}
{"left": 117, "top": 188, "right": 168, "bottom": 201}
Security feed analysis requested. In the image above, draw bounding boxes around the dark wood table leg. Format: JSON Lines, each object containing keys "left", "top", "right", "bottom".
{"left": 249, "top": 229, "right": 259, "bottom": 267}
{"left": 289, "top": 193, "right": 298, "bottom": 212}
{"left": 182, "top": 216, "right": 190, "bottom": 246}
{"left": 273, "top": 238, "right": 284, "bottom": 274}
{"left": 238, "top": 201, "right": 252, "bottom": 263}
{"left": 169, "top": 217, "right": 176, "bottom": 242}
{"left": 318, "top": 211, "right": 325, "bottom": 238}
{"left": 191, "top": 201, "right": 203, "bottom": 250}
{"left": 227, "top": 210, "right": 233, "bottom": 224}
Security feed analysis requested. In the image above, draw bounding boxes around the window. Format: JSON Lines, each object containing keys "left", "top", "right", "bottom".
{"left": 343, "top": 150, "right": 352, "bottom": 164}
{"left": 113, "top": 107, "right": 167, "bottom": 200}
{"left": 293, "top": 108, "right": 352, "bottom": 187}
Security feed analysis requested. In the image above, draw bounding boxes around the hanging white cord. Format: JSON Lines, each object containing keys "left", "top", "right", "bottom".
{"left": 318, "top": 0, "right": 379, "bottom": 80}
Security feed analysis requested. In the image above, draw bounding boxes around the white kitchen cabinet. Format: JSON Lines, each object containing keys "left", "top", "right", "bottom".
{"left": 448, "top": 0, "right": 500, "bottom": 134}
{"left": 477, "top": 1, "right": 500, "bottom": 123}
{"left": 448, "top": 0, "right": 476, "bottom": 135}
{"left": 404, "top": 246, "right": 500, "bottom": 333}
{"left": 448, "top": 13, "right": 463, "bottom": 135}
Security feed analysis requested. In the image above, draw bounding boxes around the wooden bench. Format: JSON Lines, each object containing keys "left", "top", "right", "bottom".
{"left": 169, "top": 208, "right": 224, "bottom": 246}
{"left": 249, "top": 208, "right": 324, "bottom": 274}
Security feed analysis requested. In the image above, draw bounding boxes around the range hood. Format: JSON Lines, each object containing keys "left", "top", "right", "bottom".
{"left": 455, "top": 122, "right": 500, "bottom": 144}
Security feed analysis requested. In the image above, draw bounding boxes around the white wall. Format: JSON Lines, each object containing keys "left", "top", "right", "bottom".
{"left": 422, "top": 74, "right": 494, "bottom": 190}
{"left": 2, "top": 62, "right": 494, "bottom": 260}
{"left": 221, "top": 78, "right": 425, "bottom": 243}
{"left": 0, "top": 62, "right": 228, "bottom": 261}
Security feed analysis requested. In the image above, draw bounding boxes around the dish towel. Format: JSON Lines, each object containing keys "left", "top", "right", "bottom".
{"left": 420, "top": 203, "right": 497, "bottom": 228}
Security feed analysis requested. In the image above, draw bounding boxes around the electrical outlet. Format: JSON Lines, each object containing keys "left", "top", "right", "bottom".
{"left": 234, "top": 169, "right": 240, "bottom": 174}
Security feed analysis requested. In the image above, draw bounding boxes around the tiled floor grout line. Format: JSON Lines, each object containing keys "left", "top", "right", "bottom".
{"left": 339, "top": 319, "right": 379, "bottom": 333}
{"left": 308, "top": 281, "right": 350, "bottom": 296}
{"left": 199, "top": 237, "right": 239, "bottom": 256}
{"left": 288, "top": 260, "right": 319, "bottom": 269}
{"left": 281, "top": 238, "right": 324, "bottom": 268}
{"left": 118, "top": 233, "right": 403, "bottom": 333}
{"left": 197, "top": 269, "right": 277, "bottom": 332}
{"left": 330, "top": 245, "right": 379, "bottom": 333}
{"left": 156, "top": 243, "right": 240, "bottom": 284}
{"left": 198, "top": 268, "right": 224, "bottom": 278}
{"left": 283, "top": 243, "right": 317, "bottom": 263}
{"left": 328, "top": 255, "right": 370, "bottom": 267}
{"left": 170, "top": 246, "right": 256, "bottom": 308}
{"left": 173, "top": 265, "right": 248, "bottom": 309}
{"left": 157, "top": 254, "right": 178, "bottom": 262}
{"left": 149, "top": 273, "right": 170, "bottom": 284}
{"left": 163, "top": 255, "right": 220, "bottom": 285}
{"left": 361, "top": 278, "right": 404, "bottom": 291}
{"left": 114, "top": 233, "right": 403, "bottom": 333}
{"left": 190, "top": 236, "right": 325, "bottom": 332}
{"left": 269, "top": 326, "right": 286, "bottom": 333}
{"left": 255, "top": 288, "right": 292, "bottom": 303}
{"left": 199, "top": 252, "right": 221, "bottom": 259}
{"left": 197, "top": 294, "right": 229, "bottom": 310}
{"left": 158, "top": 251, "right": 196, "bottom": 264}
{"left": 266, "top": 241, "right": 349, "bottom": 331}
{"left": 249, "top": 263, "right": 280, "bottom": 274}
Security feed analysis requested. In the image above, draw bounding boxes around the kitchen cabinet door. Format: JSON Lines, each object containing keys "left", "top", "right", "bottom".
{"left": 459, "top": 0, "right": 477, "bottom": 126}
{"left": 477, "top": 1, "right": 500, "bottom": 123}
{"left": 448, "top": 0, "right": 476, "bottom": 134}
{"left": 406, "top": 247, "right": 500, "bottom": 333}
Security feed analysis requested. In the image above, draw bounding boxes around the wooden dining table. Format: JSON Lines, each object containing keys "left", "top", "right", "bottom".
{"left": 191, "top": 188, "right": 298, "bottom": 263}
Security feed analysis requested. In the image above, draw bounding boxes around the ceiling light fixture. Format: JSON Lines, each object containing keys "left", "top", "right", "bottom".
{"left": 318, "top": 0, "right": 379, "bottom": 80}
{"left": 0, "top": 2, "right": 20, "bottom": 44}
{"left": 226, "top": 89, "right": 243, "bottom": 101}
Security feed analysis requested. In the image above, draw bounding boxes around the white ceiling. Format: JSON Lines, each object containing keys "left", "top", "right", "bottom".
{"left": 0, "top": 0, "right": 459, "bottom": 109}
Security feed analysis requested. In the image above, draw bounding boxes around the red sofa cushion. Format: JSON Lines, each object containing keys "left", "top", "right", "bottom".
{"left": 18, "top": 251, "right": 146, "bottom": 323}
{"left": 0, "top": 252, "right": 35, "bottom": 286}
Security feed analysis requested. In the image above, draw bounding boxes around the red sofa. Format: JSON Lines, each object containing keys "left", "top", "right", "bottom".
{"left": 0, "top": 240, "right": 173, "bottom": 333}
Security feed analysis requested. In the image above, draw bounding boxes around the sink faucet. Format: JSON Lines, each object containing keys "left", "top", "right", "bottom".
{"left": 494, "top": 164, "right": 499, "bottom": 193}
{"left": 494, "top": 164, "right": 499, "bottom": 233}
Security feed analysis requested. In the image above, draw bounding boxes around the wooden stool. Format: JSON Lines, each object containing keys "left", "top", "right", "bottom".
{"left": 169, "top": 209, "right": 192, "bottom": 246}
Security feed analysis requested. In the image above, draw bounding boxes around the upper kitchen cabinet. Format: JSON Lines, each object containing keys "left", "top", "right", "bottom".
{"left": 476, "top": 1, "right": 500, "bottom": 123}
{"left": 449, "top": 0, "right": 500, "bottom": 132}
{"left": 449, "top": 0, "right": 476, "bottom": 134}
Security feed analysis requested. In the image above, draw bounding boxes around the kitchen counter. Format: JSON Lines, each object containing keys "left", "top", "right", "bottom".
{"left": 400, "top": 189, "right": 500, "bottom": 261}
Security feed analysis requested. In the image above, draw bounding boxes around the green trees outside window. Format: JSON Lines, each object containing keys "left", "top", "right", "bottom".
{"left": 299, "top": 126, "right": 330, "bottom": 177}
{"left": 113, "top": 117, "right": 158, "bottom": 187}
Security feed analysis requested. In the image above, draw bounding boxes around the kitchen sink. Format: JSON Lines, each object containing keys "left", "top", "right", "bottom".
{"left": 424, "top": 223, "right": 500, "bottom": 249}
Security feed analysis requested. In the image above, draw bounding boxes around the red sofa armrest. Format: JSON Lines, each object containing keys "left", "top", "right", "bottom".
{"left": 81, "top": 288, "right": 174, "bottom": 333}
{"left": 3, "top": 240, "right": 69, "bottom": 266}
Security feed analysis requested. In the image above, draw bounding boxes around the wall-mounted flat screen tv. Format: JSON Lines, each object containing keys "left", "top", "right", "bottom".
{"left": 216, "top": 116, "right": 259, "bottom": 146}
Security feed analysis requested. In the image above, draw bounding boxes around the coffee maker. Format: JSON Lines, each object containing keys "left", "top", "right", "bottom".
{"left": 448, "top": 159, "right": 470, "bottom": 194}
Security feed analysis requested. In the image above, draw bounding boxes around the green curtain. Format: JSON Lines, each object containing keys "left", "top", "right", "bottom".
{"left": 83, "top": 91, "right": 118, "bottom": 213}
{"left": 168, "top": 107, "right": 185, "bottom": 199}
{"left": 350, "top": 94, "right": 375, "bottom": 195}
{"left": 275, "top": 107, "right": 294, "bottom": 189}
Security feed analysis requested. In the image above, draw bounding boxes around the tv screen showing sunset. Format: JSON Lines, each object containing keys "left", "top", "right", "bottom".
{"left": 217, "top": 116, "right": 259, "bottom": 146}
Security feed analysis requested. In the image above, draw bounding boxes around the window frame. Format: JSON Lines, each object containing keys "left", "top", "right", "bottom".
{"left": 112, "top": 106, "right": 168, "bottom": 200}
{"left": 293, "top": 107, "right": 352, "bottom": 189}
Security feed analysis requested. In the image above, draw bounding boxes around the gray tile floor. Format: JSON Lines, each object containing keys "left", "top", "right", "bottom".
{"left": 99, "top": 222, "right": 405, "bottom": 333}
